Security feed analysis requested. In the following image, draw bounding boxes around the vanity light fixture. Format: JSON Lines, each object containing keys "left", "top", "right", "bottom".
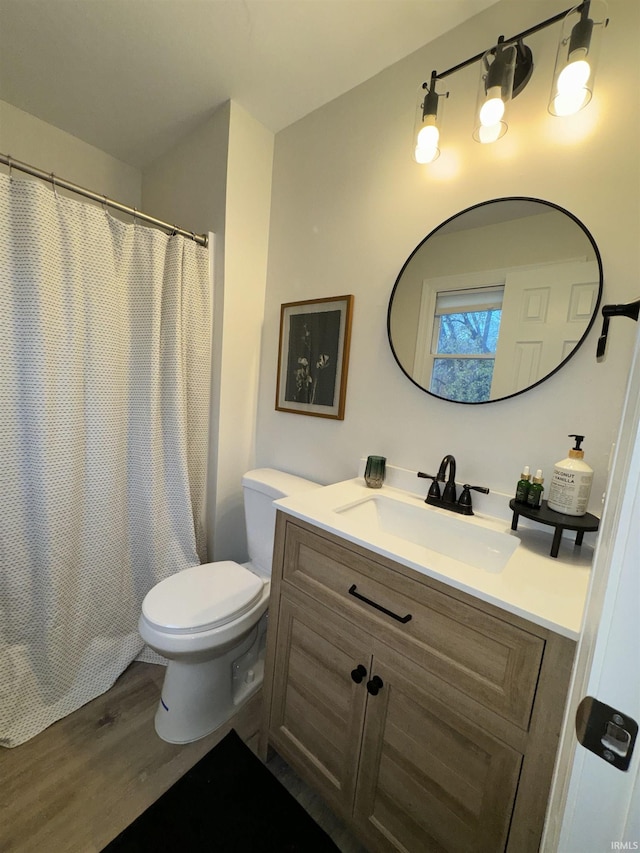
{"left": 414, "top": 71, "right": 448, "bottom": 163}
{"left": 549, "top": 1, "right": 608, "bottom": 116}
{"left": 473, "top": 38, "right": 521, "bottom": 144}
{"left": 414, "top": 1, "right": 608, "bottom": 162}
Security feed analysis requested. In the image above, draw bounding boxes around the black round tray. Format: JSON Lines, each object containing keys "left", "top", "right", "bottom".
{"left": 509, "top": 499, "right": 600, "bottom": 558}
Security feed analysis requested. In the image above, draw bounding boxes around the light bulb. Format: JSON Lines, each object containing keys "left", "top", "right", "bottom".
{"left": 414, "top": 117, "right": 440, "bottom": 163}
{"left": 417, "top": 124, "right": 439, "bottom": 149}
{"left": 414, "top": 144, "right": 439, "bottom": 164}
{"left": 479, "top": 86, "right": 505, "bottom": 127}
{"left": 558, "top": 53, "right": 591, "bottom": 93}
{"left": 551, "top": 88, "right": 590, "bottom": 116}
{"left": 478, "top": 122, "right": 502, "bottom": 144}
{"left": 553, "top": 54, "right": 592, "bottom": 116}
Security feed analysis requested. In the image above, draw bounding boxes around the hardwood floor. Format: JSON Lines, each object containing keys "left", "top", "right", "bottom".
{"left": 0, "top": 662, "right": 365, "bottom": 853}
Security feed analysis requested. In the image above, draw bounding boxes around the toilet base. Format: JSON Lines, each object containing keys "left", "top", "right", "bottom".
{"left": 154, "top": 615, "right": 267, "bottom": 744}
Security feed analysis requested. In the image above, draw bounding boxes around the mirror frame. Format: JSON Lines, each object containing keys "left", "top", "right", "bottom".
{"left": 387, "top": 197, "right": 603, "bottom": 405}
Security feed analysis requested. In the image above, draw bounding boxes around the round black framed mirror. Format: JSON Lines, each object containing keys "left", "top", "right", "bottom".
{"left": 387, "top": 197, "right": 603, "bottom": 404}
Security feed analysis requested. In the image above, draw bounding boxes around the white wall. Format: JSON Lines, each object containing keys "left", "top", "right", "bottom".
{"left": 143, "top": 101, "right": 274, "bottom": 562}
{"left": 142, "top": 103, "right": 230, "bottom": 239}
{"left": 0, "top": 100, "right": 141, "bottom": 206}
{"left": 256, "top": 0, "right": 640, "bottom": 517}
{"left": 212, "top": 102, "right": 274, "bottom": 561}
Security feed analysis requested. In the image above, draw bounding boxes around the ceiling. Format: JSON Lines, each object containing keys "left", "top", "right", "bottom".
{"left": 0, "top": 0, "right": 498, "bottom": 169}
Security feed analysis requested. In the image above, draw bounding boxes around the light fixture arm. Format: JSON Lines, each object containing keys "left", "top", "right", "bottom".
{"left": 421, "top": 71, "right": 440, "bottom": 120}
{"left": 429, "top": 2, "right": 591, "bottom": 84}
{"left": 485, "top": 36, "right": 507, "bottom": 87}
{"left": 569, "top": 0, "right": 594, "bottom": 54}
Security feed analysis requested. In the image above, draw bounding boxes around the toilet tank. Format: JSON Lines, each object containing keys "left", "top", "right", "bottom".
{"left": 242, "top": 468, "right": 321, "bottom": 576}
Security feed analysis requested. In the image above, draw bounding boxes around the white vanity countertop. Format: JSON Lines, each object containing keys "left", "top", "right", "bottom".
{"left": 274, "top": 476, "right": 594, "bottom": 640}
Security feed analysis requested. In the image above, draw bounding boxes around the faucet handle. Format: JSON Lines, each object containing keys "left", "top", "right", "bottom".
{"left": 417, "top": 472, "right": 441, "bottom": 501}
{"left": 458, "top": 483, "right": 490, "bottom": 513}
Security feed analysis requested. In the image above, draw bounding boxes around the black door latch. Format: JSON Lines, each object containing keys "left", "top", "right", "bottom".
{"left": 576, "top": 696, "right": 638, "bottom": 771}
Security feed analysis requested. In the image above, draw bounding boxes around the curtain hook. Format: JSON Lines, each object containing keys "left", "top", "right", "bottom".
{"left": 7, "top": 154, "right": 13, "bottom": 180}
{"left": 133, "top": 207, "right": 138, "bottom": 225}
{"left": 102, "top": 194, "right": 108, "bottom": 214}
{"left": 51, "top": 172, "right": 59, "bottom": 199}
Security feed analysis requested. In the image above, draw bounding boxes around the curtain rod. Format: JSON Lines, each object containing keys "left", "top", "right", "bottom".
{"left": 0, "top": 152, "right": 208, "bottom": 248}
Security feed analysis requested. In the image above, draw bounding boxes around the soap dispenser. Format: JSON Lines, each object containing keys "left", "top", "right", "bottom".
{"left": 547, "top": 435, "right": 594, "bottom": 516}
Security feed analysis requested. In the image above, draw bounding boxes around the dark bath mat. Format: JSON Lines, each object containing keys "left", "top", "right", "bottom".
{"left": 102, "top": 728, "right": 340, "bottom": 852}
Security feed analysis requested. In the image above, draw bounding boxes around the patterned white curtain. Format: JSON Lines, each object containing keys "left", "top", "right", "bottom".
{"left": 0, "top": 173, "right": 211, "bottom": 747}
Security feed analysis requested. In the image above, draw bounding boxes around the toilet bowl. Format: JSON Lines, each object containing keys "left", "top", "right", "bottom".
{"left": 138, "top": 468, "right": 320, "bottom": 744}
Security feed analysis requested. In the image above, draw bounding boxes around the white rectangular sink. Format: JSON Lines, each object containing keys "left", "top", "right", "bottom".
{"left": 273, "top": 474, "right": 593, "bottom": 638}
{"left": 334, "top": 493, "right": 519, "bottom": 573}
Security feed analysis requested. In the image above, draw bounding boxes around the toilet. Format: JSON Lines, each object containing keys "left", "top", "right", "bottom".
{"left": 138, "top": 468, "right": 320, "bottom": 743}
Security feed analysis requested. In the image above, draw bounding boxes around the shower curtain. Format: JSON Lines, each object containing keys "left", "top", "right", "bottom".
{"left": 0, "top": 172, "right": 211, "bottom": 747}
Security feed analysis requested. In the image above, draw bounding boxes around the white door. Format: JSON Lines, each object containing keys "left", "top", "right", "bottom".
{"left": 543, "top": 322, "right": 640, "bottom": 852}
{"left": 491, "top": 260, "right": 599, "bottom": 398}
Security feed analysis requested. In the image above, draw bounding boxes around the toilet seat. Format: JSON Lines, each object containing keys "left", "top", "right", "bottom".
{"left": 141, "top": 561, "right": 264, "bottom": 635}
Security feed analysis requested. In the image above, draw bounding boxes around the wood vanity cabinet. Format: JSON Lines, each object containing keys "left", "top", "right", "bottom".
{"left": 260, "top": 513, "right": 576, "bottom": 853}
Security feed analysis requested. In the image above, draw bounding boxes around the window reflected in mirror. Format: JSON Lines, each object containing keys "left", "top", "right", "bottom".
{"left": 430, "top": 286, "right": 503, "bottom": 402}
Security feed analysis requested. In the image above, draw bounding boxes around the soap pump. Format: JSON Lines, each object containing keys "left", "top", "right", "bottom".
{"left": 547, "top": 434, "right": 594, "bottom": 516}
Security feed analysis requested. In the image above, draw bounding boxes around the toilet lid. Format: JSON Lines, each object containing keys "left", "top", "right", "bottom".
{"left": 142, "top": 561, "right": 264, "bottom": 634}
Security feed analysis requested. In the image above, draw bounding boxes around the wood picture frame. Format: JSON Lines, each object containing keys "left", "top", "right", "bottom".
{"left": 275, "top": 295, "right": 354, "bottom": 419}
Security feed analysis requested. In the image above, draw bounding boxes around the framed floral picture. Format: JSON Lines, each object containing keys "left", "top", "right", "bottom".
{"left": 276, "top": 295, "right": 354, "bottom": 419}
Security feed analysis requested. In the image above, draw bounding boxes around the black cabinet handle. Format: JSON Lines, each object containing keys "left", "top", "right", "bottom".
{"left": 348, "top": 584, "right": 412, "bottom": 624}
{"left": 366, "top": 675, "right": 384, "bottom": 696}
{"left": 351, "top": 664, "right": 367, "bottom": 684}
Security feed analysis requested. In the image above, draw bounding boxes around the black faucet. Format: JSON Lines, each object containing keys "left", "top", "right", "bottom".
{"left": 437, "top": 454, "right": 457, "bottom": 504}
{"left": 418, "top": 455, "right": 489, "bottom": 516}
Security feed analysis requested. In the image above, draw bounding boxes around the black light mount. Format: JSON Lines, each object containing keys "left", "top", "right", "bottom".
{"left": 421, "top": 70, "right": 446, "bottom": 121}
{"left": 569, "top": 0, "right": 595, "bottom": 56}
{"left": 479, "top": 35, "right": 534, "bottom": 101}
{"left": 512, "top": 39, "right": 534, "bottom": 97}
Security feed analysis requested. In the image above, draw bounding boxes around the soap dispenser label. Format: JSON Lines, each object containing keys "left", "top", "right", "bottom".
{"left": 548, "top": 471, "right": 592, "bottom": 514}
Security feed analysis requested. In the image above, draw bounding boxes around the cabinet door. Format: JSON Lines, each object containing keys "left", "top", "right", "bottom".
{"left": 354, "top": 644, "right": 524, "bottom": 853}
{"left": 268, "top": 590, "right": 372, "bottom": 817}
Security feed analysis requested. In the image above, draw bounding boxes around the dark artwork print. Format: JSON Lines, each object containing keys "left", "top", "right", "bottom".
{"left": 284, "top": 310, "right": 341, "bottom": 406}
